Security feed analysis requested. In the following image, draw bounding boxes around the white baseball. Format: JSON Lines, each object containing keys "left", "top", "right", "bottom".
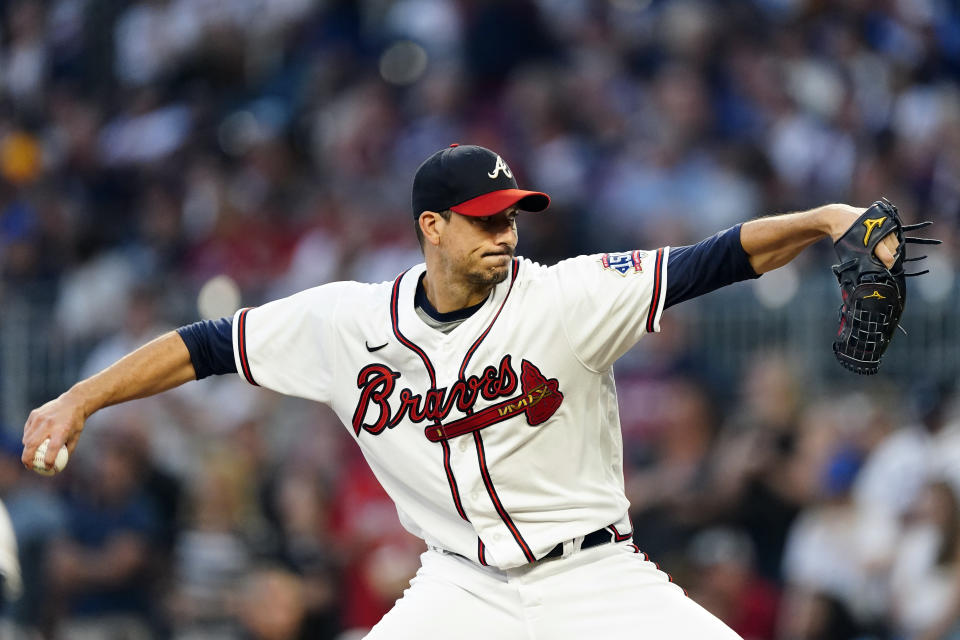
{"left": 32, "top": 438, "right": 69, "bottom": 476}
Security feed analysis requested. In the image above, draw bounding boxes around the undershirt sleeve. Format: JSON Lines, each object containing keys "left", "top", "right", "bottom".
{"left": 665, "top": 223, "right": 760, "bottom": 309}
{"left": 176, "top": 317, "right": 237, "bottom": 379}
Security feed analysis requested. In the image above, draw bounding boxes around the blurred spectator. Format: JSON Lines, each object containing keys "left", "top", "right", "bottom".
{"left": 779, "top": 415, "right": 890, "bottom": 639}
{"left": 329, "top": 450, "right": 424, "bottom": 635}
{"left": 79, "top": 282, "right": 171, "bottom": 379}
{"left": 167, "top": 448, "right": 258, "bottom": 639}
{"left": 854, "top": 379, "right": 960, "bottom": 522}
{"left": 1, "top": 2, "right": 48, "bottom": 109}
{"left": 268, "top": 465, "right": 341, "bottom": 639}
{"left": 708, "top": 353, "right": 806, "bottom": 581}
{"left": 46, "top": 433, "right": 160, "bottom": 640}
{"left": 625, "top": 377, "right": 718, "bottom": 564}
{"left": 0, "top": 496, "right": 22, "bottom": 609}
{"left": 889, "top": 480, "right": 960, "bottom": 640}
{"left": 0, "top": 495, "right": 23, "bottom": 640}
{"left": 53, "top": 245, "right": 140, "bottom": 343}
{"left": 0, "top": 429, "right": 65, "bottom": 636}
{"left": 0, "top": 130, "right": 42, "bottom": 185}
{"left": 236, "top": 565, "right": 307, "bottom": 640}
{"left": 685, "top": 527, "right": 779, "bottom": 640}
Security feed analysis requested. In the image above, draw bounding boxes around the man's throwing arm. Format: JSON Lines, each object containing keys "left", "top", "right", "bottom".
{"left": 19, "top": 319, "right": 233, "bottom": 471}
{"left": 21, "top": 331, "right": 195, "bottom": 470}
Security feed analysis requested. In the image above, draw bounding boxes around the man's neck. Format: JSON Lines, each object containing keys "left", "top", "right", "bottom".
{"left": 421, "top": 270, "right": 494, "bottom": 313}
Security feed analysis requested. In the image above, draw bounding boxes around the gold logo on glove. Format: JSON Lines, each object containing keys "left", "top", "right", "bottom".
{"left": 864, "top": 290, "right": 886, "bottom": 300}
{"left": 862, "top": 217, "right": 887, "bottom": 246}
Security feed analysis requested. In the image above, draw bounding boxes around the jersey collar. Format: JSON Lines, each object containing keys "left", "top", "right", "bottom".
{"left": 395, "top": 262, "right": 518, "bottom": 341}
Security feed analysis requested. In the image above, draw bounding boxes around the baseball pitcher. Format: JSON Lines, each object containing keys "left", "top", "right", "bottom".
{"left": 22, "top": 144, "right": 937, "bottom": 638}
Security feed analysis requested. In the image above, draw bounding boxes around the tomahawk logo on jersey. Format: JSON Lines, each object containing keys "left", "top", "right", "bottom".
{"left": 232, "top": 251, "right": 668, "bottom": 569}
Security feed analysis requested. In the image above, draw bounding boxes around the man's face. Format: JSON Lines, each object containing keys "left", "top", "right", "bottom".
{"left": 437, "top": 206, "right": 519, "bottom": 287}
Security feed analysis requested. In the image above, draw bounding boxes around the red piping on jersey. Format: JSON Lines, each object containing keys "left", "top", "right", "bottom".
{"left": 478, "top": 539, "right": 488, "bottom": 566}
{"left": 390, "top": 274, "right": 437, "bottom": 386}
{"left": 645, "top": 248, "right": 665, "bottom": 333}
{"left": 642, "top": 549, "right": 687, "bottom": 596}
{"left": 456, "top": 260, "right": 536, "bottom": 562}
{"left": 474, "top": 430, "right": 536, "bottom": 563}
{"left": 608, "top": 524, "right": 632, "bottom": 542}
{"left": 390, "top": 271, "right": 469, "bottom": 522}
{"left": 440, "top": 440, "right": 468, "bottom": 521}
{"left": 237, "top": 308, "right": 259, "bottom": 386}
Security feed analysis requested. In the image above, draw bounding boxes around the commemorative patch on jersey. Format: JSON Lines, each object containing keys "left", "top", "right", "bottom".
{"left": 600, "top": 250, "right": 645, "bottom": 276}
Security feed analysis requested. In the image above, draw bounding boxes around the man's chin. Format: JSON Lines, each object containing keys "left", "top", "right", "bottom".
{"left": 467, "top": 266, "right": 509, "bottom": 287}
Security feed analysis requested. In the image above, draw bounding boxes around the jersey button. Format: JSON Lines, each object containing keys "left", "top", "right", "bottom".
{"left": 470, "top": 491, "right": 480, "bottom": 501}
{"left": 458, "top": 439, "right": 469, "bottom": 452}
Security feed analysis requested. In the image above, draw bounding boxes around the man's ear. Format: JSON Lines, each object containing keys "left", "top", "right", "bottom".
{"left": 419, "top": 211, "right": 445, "bottom": 247}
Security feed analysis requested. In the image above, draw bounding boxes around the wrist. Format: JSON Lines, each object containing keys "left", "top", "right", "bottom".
{"left": 807, "top": 205, "right": 837, "bottom": 239}
{"left": 818, "top": 204, "right": 866, "bottom": 242}
{"left": 62, "top": 384, "right": 96, "bottom": 420}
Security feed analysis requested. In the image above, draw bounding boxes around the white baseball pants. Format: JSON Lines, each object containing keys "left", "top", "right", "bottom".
{"left": 364, "top": 541, "right": 742, "bottom": 639}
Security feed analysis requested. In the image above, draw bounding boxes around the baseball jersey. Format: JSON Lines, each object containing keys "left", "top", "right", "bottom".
{"left": 232, "top": 249, "right": 668, "bottom": 569}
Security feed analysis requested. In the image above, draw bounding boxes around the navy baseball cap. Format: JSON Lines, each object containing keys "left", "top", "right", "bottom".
{"left": 411, "top": 144, "right": 550, "bottom": 220}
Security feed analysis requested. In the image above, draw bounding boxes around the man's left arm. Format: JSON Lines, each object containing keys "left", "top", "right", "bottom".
{"left": 740, "top": 204, "right": 898, "bottom": 273}
{"left": 664, "top": 204, "right": 899, "bottom": 309}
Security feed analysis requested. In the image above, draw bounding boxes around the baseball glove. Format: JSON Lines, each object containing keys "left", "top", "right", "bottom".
{"left": 832, "top": 198, "right": 940, "bottom": 375}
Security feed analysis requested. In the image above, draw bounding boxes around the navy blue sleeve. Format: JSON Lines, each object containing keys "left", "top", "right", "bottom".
{"left": 176, "top": 317, "right": 237, "bottom": 380}
{"left": 664, "top": 224, "right": 760, "bottom": 309}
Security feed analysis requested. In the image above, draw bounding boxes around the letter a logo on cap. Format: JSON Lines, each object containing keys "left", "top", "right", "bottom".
{"left": 488, "top": 155, "right": 513, "bottom": 180}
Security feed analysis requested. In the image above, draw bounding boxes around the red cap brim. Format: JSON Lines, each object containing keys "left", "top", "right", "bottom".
{"left": 450, "top": 189, "right": 551, "bottom": 217}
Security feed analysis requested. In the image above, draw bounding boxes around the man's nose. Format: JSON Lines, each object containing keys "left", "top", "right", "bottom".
{"left": 492, "top": 220, "right": 517, "bottom": 244}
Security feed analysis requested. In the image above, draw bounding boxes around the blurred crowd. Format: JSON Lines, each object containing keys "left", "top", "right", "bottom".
{"left": 1, "top": 0, "right": 960, "bottom": 638}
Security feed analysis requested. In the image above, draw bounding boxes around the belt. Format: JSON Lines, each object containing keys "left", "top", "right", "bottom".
{"left": 540, "top": 526, "right": 620, "bottom": 560}
{"left": 445, "top": 525, "right": 630, "bottom": 566}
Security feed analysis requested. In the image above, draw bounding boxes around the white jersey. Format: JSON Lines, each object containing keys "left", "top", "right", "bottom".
{"left": 232, "top": 249, "right": 670, "bottom": 569}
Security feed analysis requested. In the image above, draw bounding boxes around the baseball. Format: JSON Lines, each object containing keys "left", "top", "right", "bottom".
{"left": 32, "top": 438, "right": 69, "bottom": 476}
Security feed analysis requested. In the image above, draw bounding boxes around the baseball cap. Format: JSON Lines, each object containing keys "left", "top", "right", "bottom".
{"left": 411, "top": 144, "right": 550, "bottom": 220}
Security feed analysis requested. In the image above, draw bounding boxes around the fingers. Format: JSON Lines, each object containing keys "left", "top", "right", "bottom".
{"left": 21, "top": 409, "right": 48, "bottom": 469}
{"left": 64, "top": 430, "right": 83, "bottom": 459}
{"left": 43, "top": 432, "right": 69, "bottom": 469}
{"left": 874, "top": 233, "right": 900, "bottom": 269}
{"left": 21, "top": 397, "right": 82, "bottom": 471}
